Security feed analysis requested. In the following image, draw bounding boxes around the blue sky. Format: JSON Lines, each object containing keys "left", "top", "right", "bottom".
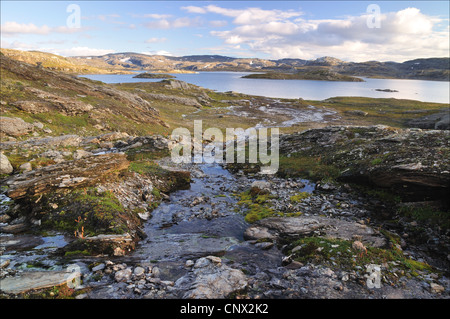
{"left": 1, "top": 1, "right": 449, "bottom": 61}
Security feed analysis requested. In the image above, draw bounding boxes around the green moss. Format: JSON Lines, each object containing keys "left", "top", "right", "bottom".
{"left": 236, "top": 190, "right": 301, "bottom": 223}
{"left": 39, "top": 188, "right": 135, "bottom": 237}
{"left": 290, "top": 192, "right": 311, "bottom": 203}
{"left": 64, "top": 249, "right": 91, "bottom": 257}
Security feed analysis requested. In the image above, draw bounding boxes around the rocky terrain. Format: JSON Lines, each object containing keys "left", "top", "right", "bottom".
{"left": 0, "top": 52, "right": 449, "bottom": 300}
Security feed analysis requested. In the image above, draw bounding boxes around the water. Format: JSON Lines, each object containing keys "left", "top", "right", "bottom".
{"left": 81, "top": 72, "right": 449, "bottom": 104}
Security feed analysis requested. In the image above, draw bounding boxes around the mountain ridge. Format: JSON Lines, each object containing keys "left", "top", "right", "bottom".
{"left": 1, "top": 48, "right": 448, "bottom": 80}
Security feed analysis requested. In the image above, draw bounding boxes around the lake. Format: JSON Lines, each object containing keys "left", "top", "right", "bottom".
{"left": 80, "top": 72, "right": 450, "bottom": 104}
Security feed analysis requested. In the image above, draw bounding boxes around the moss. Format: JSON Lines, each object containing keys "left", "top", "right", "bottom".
{"left": 278, "top": 155, "right": 340, "bottom": 182}
{"left": 290, "top": 192, "right": 311, "bottom": 203}
{"left": 236, "top": 190, "right": 301, "bottom": 223}
{"left": 38, "top": 188, "right": 136, "bottom": 237}
{"left": 64, "top": 249, "right": 91, "bottom": 257}
{"left": 286, "top": 236, "right": 436, "bottom": 280}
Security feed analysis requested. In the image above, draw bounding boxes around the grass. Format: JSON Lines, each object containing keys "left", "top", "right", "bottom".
{"left": 308, "top": 96, "right": 449, "bottom": 128}
{"left": 278, "top": 154, "right": 341, "bottom": 182}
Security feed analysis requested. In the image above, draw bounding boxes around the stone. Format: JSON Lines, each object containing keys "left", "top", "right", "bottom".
{"left": 250, "top": 181, "right": 271, "bottom": 194}
{"left": 0, "top": 117, "right": 34, "bottom": 137}
{"left": 73, "top": 149, "right": 93, "bottom": 160}
{"left": 19, "top": 162, "right": 32, "bottom": 172}
{"left": 134, "top": 266, "right": 145, "bottom": 277}
{"left": 176, "top": 256, "right": 248, "bottom": 299}
{"left": 0, "top": 153, "right": 14, "bottom": 174}
{"left": 152, "top": 266, "right": 161, "bottom": 278}
{"left": 91, "top": 263, "right": 105, "bottom": 272}
{"left": 0, "top": 271, "right": 81, "bottom": 294}
{"left": 115, "top": 268, "right": 132, "bottom": 282}
{"left": 430, "top": 283, "right": 445, "bottom": 294}
{"left": 32, "top": 121, "right": 44, "bottom": 129}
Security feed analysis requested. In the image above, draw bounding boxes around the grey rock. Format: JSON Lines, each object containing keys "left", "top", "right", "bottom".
{"left": 115, "top": 268, "right": 132, "bottom": 282}
{"left": 177, "top": 256, "right": 248, "bottom": 299}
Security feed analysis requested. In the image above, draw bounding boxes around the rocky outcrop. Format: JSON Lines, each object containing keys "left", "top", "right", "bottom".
{"left": 244, "top": 215, "right": 387, "bottom": 248}
{"left": 407, "top": 110, "right": 450, "bottom": 130}
{"left": 4, "top": 153, "right": 129, "bottom": 199}
{"left": 280, "top": 125, "right": 450, "bottom": 202}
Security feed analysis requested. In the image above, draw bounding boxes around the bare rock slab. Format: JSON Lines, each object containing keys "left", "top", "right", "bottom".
{"left": 0, "top": 271, "right": 81, "bottom": 295}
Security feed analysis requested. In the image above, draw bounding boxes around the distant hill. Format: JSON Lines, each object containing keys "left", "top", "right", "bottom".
{"left": 2, "top": 49, "right": 448, "bottom": 81}
{"left": 0, "top": 48, "right": 132, "bottom": 74}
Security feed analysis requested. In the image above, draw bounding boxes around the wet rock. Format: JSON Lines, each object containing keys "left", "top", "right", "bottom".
{"left": 176, "top": 256, "right": 248, "bottom": 299}
{"left": 0, "top": 270, "right": 81, "bottom": 295}
{"left": 115, "top": 268, "right": 132, "bottom": 283}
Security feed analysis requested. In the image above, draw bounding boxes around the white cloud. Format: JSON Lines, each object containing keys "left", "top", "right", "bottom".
{"left": 144, "top": 17, "right": 202, "bottom": 29}
{"left": 46, "top": 47, "right": 116, "bottom": 57}
{"left": 181, "top": 6, "right": 207, "bottom": 14}
{"left": 1, "top": 22, "right": 51, "bottom": 35}
{"left": 207, "top": 6, "right": 449, "bottom": 61}
{"left": 145, "top": 37, "right": 167, "bottom": 43}
{"left": 140, "top": 50, "right": 173, "bottom": 56}
{"left": 1, "top": 21, "right": 89, "bottom": 36}
{"left": 209, "top": 20, "right": 228, "bottom": 28}
{"left": 143, "top": 13, "right": 173, "bottom": 19}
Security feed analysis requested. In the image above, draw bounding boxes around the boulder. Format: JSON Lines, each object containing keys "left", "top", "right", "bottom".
{"left": 0, "top": 152, "right": 14, "bottom": 174}
{"left": 0, "top": 117, "right": 34, "bottom": 137}
{"left": 175, "top": 256, "right": 248, "bottom": 299}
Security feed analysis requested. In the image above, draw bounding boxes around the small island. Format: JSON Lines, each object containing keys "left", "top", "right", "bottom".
{"left": 375, "top": 89, "right": 399, "bottom": 92}
{"left": 133, "top": 72, "right": 175, "bottom": 79}
{"left": 242, "top": 70, "right": 364, "bottom": 82}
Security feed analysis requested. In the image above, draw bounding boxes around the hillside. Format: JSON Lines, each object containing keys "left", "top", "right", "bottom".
{"left": 0, "top": 48, "right": 132, "bottom": 75}
{"left": 0, "top": 53, "right": 167, "bottom": 137}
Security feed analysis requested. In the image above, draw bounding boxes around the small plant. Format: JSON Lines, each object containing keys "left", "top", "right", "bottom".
{"left": 74, "top": 215, "right": 87, "bottom": 238}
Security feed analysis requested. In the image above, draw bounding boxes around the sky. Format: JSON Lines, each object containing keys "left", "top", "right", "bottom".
{"left": 1, "top": 1, "right": 449, "bottom": 62}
